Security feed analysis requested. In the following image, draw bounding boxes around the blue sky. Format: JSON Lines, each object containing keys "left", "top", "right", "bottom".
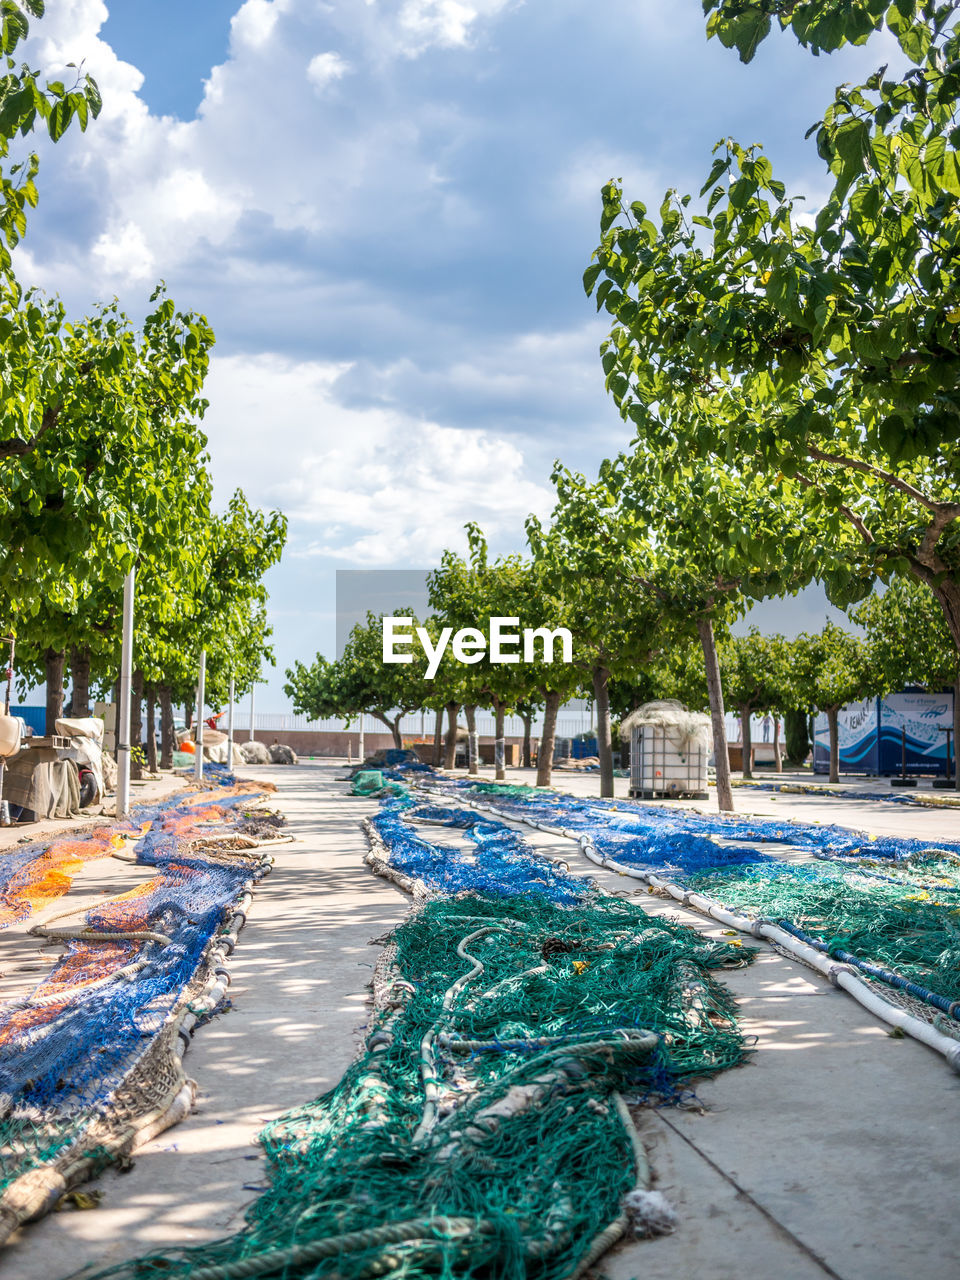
{"left": 17, "top": 1, "right": 892, "bottom": 706}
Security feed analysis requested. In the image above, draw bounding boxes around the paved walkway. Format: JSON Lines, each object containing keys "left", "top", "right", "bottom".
{"left": 6, "top": 761, "right": 960, "bottom": 1280}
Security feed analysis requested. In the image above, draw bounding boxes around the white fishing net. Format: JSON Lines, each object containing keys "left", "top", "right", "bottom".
{"left": 619, "top": 701, "right": 711, "bottom": 752}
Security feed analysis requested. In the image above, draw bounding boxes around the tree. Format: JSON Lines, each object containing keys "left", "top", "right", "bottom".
{"left": 428, "top": 537, "right": 532, "bottom": 780}
{"left": 515, "top": 696, "right": 542, "bottom": 769}
{"left": 20, "top": 488, "right": 287, "bottom": 765}
{"left": 793, "top": 623, "right": 877, "bottom": 783}
{"left": 286, "top": 612, "right": 430, "bottom": 750}
{"left": 0, "top": 3, "right": 102, "bottom": 276}
{"left": 586, "top": 4, "right": 960, "bottom": 661}
{"left": 784, "top": 708, "right": 812, "bottom": 767}
{"left": 721, "top": 629, "right": 793, "bottom": 775}
{"left": 852, "top": 575, "right": 960, "bottom": 785}
{"left": 703, "top": 1, "right": 942, "bottom": 64}
{"left": 1, "top": 287, "right": 216, "bottom": 669}
{"left": 429, "top": 531, "right": 579, "bottom": 783}
{"left": 583, "top": 442, "right": 820, "bottom": 810}
{"left": 527, "top": 471, "right": 668, "bottom": 797}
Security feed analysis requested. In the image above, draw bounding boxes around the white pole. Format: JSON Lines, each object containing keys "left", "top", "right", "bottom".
{"left": 249, "top": 682, "right": 256, "bottom": 742}
{"left": 116, "top": 568, "right": 136, "bottom": 819}
{"left": 227, "top": 672, "right": 235, "bottom": 768}
{"left": 359, "top": 714, "right": 365, "bottom": 763}
{"left": 194, "top": 650, "right": 206, "bottom": 782}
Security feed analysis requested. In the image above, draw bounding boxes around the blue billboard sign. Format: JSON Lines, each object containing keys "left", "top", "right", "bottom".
{"left": 814, "top": 690, "right": 954, "bottom": 776}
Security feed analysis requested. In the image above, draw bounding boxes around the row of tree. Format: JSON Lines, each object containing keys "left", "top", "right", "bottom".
{"left": 286, "top": 543, "right": 957, "bottom": 792}
{"left": 289, "top": 3, "right": 960, "bottom": 806}
{"left": 0, "top": 5, "right": 287, "bottom": 767}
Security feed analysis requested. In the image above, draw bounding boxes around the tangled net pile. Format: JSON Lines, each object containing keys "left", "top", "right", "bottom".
{"left": 94, "top": 893, "right": 751, "bottom": 1280}
{"left": 369, "top": 801, "right": 586, "bottom": 904}
{"left": 84, "top": 757, "right": 756, "bottom": 1280}
{"left": 0, "top": 768, "right": 278, "bottom": 1241}
{"left": 439, "top": 781, "right": 960, "bottom": 1020}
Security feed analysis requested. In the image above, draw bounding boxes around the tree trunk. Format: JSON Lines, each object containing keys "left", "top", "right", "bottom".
{"left": 696, "top": 616, "right": 733, "bottom": 812}
{"left": 593, "top": 665, "right": 614, "bottom": 798}
{"left": 433, "top": 709, "right": 443, "bottom": 767}
{"left": 739, "top": 703, "right": 753, "bottom": 779}
{"left": 521, "top": 713, "right": 533, "bottom": 769}
{"left": 926, "top": 579, "right": 960, "bottom": 788}
{"left": 373, "top": 712, "right": 404, "bottom": 750}
{"left": 464, "top": 705, "right": 479, "bottom": 775}
{"left": 145, "top": 687, "right": 158, "bottom": 773}
{"left": 443, "top": 701, "right": 460, "bottom": 770}
{"left": 70, "top": 646, "right": 91, "bottom": 718}
{"left": 827, "top": 705, "right": 840, "bottom": 785}
{"left": 931, "top": 578, "right": 960, "bottom": 655}
{"left": 773, "top": 715, "right": 783, "bottom": 773}
{"left": 44, "top": 649, "right": 66, "bottom": 735}
{"left": 185, "top": 697, "right": 194, "bottom": 731}
{"left": 536, "top": 690, "right": 561, "bottom": 788}
{"left": 493, "top": 699, "right": 506, "bottom": 781}
{"left": 159, "top": 685, "right": 175, "bottom": 770}
{"left": 130, "top": 670, "right": 144, "bottom": 780}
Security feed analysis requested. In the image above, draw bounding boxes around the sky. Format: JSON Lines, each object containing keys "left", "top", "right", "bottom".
{"left": 14, "top": 0, "right": 892, "bottom": 708}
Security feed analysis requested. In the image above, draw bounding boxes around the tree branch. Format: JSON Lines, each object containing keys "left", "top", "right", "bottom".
{"left": 918, "top": 505, "right": 958, "bottom": 568}
{"left": 0, "top": 404, "right": 62, "bottom": 462}
{"left": 794, "top": 471, "right": 876, "bottom": 545}
{"left": 806, "top": 444, "right": 958, "bottom": 516}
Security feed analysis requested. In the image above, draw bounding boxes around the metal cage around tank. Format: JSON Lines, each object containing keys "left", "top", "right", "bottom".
{"left": 630, "top": 724, "right": 708, "bottom": 799}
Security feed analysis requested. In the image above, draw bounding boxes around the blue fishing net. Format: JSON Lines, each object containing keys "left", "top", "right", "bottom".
{"left": 371, "top": 801, "right": 587, "bottom": 905}
{"left": 446, "top": 781, "right": 960, "bottom": 871}
{"left": 0, "top": 778, "right": 274, "bottom": 1196}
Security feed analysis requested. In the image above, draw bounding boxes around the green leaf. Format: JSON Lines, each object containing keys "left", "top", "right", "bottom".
{"left": 583, "top": 263, "right": 602, "bottom": 296}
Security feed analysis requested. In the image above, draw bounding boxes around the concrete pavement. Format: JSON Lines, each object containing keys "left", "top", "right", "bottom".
{"left": 5, "top": 759, "right": 960, "bottom": 1280}
{"left": 6, "top": 762, "right": 405, "bottom": 1277}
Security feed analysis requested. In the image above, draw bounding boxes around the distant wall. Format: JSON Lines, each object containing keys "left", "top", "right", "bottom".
{"left": 246, "top": 730, "right": 395, "bottom": 758}
{"left": 246, "top": 730, "right": 527, "bottom": 760}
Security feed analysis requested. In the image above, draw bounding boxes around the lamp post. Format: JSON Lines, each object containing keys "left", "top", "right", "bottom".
{"left": 227, "top": 671, "right": 235, "bottom": 768}
{"left": 116, "top": 569, "right": 136, "bottom": 819}
{"left": 0, "top": 633, "right": 15, "bottom": 825}
{"left": 194, "top": 650, "right": 206, "bottom": 783}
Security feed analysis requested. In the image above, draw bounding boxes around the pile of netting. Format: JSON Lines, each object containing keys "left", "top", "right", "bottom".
{"left": 370, "top": 800, "right": 586, "bottom": 904}
{"left": 0, "top": 773, "right": 278, "bottom": 1241}
{"left": 351, "top": 770, "right": 410, "bottom": 799}
{"left": 441, "top": 779, "right": 960, "bottom": 868}
{"left": 0, "top": 826, "right": 133, "bottom": 928}
{"left": 733, "top": 778, "right": 960, "bottom": 808}
{"left": 91, "top": 891, "right": 752, "bottom": 1280}
{"left": 442, "top": 782, "right": 960, "bottom": 1018}
{"left": 683, "top": 860, "right": 960, "bottom": 1002}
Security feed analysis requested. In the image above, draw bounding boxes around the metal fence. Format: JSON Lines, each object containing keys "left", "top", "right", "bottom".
{"left": 230, "top": 709, "right": 596, "bottom": 739}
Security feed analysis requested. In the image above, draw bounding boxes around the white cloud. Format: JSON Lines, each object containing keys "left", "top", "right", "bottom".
{"left": 230, "top": 0, "right": 286, "bottom": 51}
{"left": 10, "top": 0, "right": 904, "bottom": 705}
{"left": 307, "top": 51, "right": 351, "bottom": 91}
{"left": 91, "top": 219, "right": 155, "bottom": 280}
{"left": 556, "top": 145, "right": 663, "bottom": 213}
{"left": 16, "top": 0, "right": 515, "bottom": 288}
{"left": 200, "top": 353, "right": 553, "bottom": 565}
{"left": 397, "top": 0, "right": 515, "bottom": 53}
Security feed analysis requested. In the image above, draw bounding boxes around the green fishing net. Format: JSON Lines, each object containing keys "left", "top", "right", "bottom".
{"left": 91, "top": 892, "right": 753, "bottom": 1280}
